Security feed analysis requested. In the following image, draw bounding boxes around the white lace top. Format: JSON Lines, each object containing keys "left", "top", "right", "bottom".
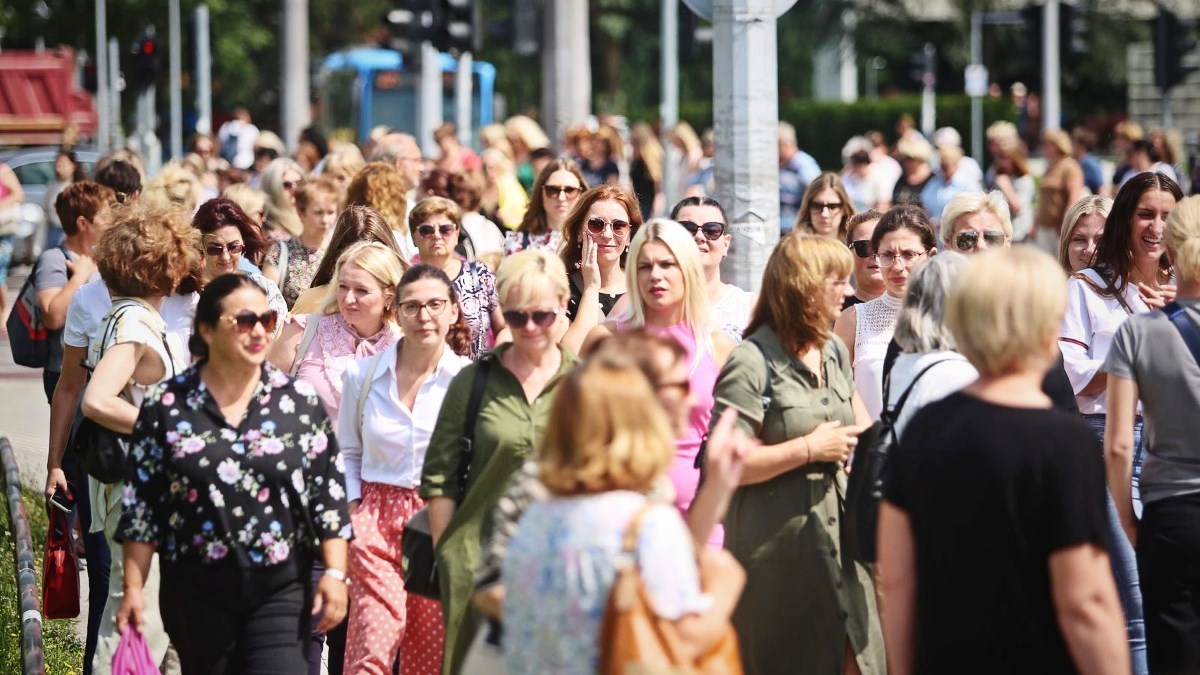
{"left": 854, "top": 292, "right": 902, "bottom": 420}
{"left": 711, "top": 284, "right": 753, "bottom": 343}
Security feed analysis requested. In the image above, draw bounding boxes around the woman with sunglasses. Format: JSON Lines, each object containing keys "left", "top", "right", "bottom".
{"left": 410, "top": 196, "right": 509, "bottom": 360}
{"left": 559, "top": 185, "right": 644, "bottom": 354}
{"left": 193, "top": 198, "right": 288, "bottom": 327}
{"left": 843, "top": 210, "right": 886, "bottom": 309}
{"left": 505, "top": 159, "right": 588, "bottom": 257}
{"left": 939, "top": 191, "right": 1013, "bottom": 255}
{"left": 420, "top": 249, "right": 578, "bottom": 674}
{"left": 792, "top": 173, "right": 857, "bottom": 240}
{"left": 338, "top": 264, "right": 472, "bottom": 674}
{"left": 834, "top": 204, "right": 937, "bottom": 420}
{"left": 114, "top": 274, "right": 352, "bottom": 674}
{"left": 671, "top": 196, "right": 754, "bottom": 342}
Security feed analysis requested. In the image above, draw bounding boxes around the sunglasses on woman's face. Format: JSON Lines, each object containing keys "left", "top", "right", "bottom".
{"left": 417, "top": 223, "right": 456, "bottom": 238}
{"left": 848, "top": 240, "right": 872, "bottom": 258}
{"left": 205, "top": 241, "right": 245, "bottom": 257}
{"left": 543, "top": 184, "right": 582, "bottom": 199}
{"left": 224, "top": 310, "right": 278, "bottom": 333}
{"left": 955, "top": 229, "right": 1008, "bottom": 251}
{"left": 502, "top": 309, "right": 559, "bottom": 329}
{"left": 678, "top": 220, "right": 726, "bottom": 241}
{"left": 585, "top": 217, "right": 631, "bottom": 237}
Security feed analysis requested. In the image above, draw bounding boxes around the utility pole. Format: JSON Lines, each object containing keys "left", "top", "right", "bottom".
{"left": 542, "top": 0, "right": 590, "bottom": 152}
{"left": 168, "top": 0, "right": 182, "bottom": 159}
{"left": 281, "top": 0, "right": 310, "bottom": 153}
{"left": 418, "top": 42, "right": 442, "bottom": 157}
{"left": 661, "top": 0, "right": 680, "bottom": 212}
{"left": 1042, "top": 0, "right": 1061, "bottom": 131}
{"left": 94, "top": 0, "right": 109, "bottom": 152}
{"left": 194, "top": 5, "right": 212, "bottom": 136}
{"left": 969, "top": 11, "right": 983, "bottom": 165}
{"left": 455, "top": 52, "right": 473, "bottom": 148}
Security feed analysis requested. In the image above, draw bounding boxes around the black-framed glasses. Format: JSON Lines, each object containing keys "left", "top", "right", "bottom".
{"left": 585, "top": 217, "right": 631, "bottom": 237}
{"left": 955, "top": 229, "right": 1009, "bottom": 251}
{"left": 678, "top": 220, "right": 726, "bottom": 241}
{"left": 848, "top": 240, "right": 872, "bottom": 258}
{"left": 417, "top": 223, "right": 457, "bottom": 238}
{"left": 205, "top": 241, "right": 245, "bottom": 257}
{"left": 502, "top": 309, "right": 559, "bottom": 329}
{"left": 543, "top": 184, "right": 582, "bottom": 199}
{"left": 810, "top": 201, "right": 844, "bottom": 213}
{"left": 399, "top": 299, "right": 451, "bottom": 318}
{"left": 223, "top": 310, "right": 278, "bottom": 333}
{"left": 875, "top": 250, "right": 929, "bottom": 268}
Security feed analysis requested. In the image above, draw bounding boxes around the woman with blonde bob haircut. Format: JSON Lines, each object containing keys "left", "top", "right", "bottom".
{"left": 1057, "top": 195, "right": 1112, "bottom": 273}
{"left": 879, "top": 247, "right": 1128, "bottom": 675}
{"left": 503, "top": 356, "right": 746, "bottom": 672}
{"left": 939, "top": 190, "right": 1013, "bottom": 254}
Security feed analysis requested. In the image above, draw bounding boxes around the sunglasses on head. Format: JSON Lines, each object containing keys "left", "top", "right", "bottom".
{"left": 585, "top": 217, "right": 631, "bottom": 237}
{"left": 678, "top": 220, "right": 726, "bottom": 241}
{"left": 543, "top": 184, "right": 582, "bottom": 199}
{"left": 502, "top": 309, "right": 559, "bottom": 329}
{"left": 417, "top": 223, "right": 457, "bottom": 238}
{"left": 955, "top": 229, "right": 1008, "bottom": 251}
{"left": 205, "top": 241, "right": 245, "bottom": 256}
{"left": 848, "top": 240, "right": 872, "bottom": 258}
{"left": 224, "top": 310, "right": 278, "bottom": 333}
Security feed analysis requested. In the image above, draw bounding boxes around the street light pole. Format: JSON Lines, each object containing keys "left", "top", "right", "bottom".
{"left": 1042, "top": 0, "right": 1061, "bottom": 131}
{"left": 281, "top": 0, "right": 310, "bottom": 153}
{"left": 661, "top": 0, "right": 680, "bottom": 212}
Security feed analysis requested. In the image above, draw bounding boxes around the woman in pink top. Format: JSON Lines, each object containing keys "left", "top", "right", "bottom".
{"left": 585, "top": 218, "right": 736, "bottom": 545}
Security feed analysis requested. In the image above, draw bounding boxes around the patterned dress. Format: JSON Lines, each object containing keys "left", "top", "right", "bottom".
{"left": 263, "top": 237, "right": 326, "bottom": 309}
{"left": 451, "top": 261, "right": 500, "bottom": 361}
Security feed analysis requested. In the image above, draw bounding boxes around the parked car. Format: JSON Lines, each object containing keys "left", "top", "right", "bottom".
{"left": 1, "top": 146, "right": 101, "bottom": 265}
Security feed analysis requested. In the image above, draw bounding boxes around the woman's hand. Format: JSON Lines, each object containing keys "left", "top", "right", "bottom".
{"left": 696, "top": 548, "right": 746, "bottom": 599}
{"left": 804, "top": 421, "right": 867, "bottom": 464}
{"left": 44, "top": 468, "right": 69, "bottom": 501}
{"left": 115, "top": 587, "right": 146, "bottom": 635}
{"left": 347, "top": 499, "right": 361, "bottom": 515}
{"left": 1138, "top": 282, "right": 1176, "bottom": 310}
{"left": 579, "top": 234, "right": 600, "bottom": 290}
{"left": 312, "top": 573, "right": 348, "bottom": 633}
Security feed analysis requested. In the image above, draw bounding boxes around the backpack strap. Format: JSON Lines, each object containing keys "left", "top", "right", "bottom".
{"left": 1164, "top": 302, "right": 1200, "bottom": 366}
{"left": 745, "top": 337, "right": 773, "bottom": 412}
{"left": 290, "top": 315, "right": 321, "bottom": 376}
{"left": 356, "top": 351, "right": 385, "bottom": 430}
{"left": 453, "top": 355, "right": 492, "bottom": 503}
{"left": 884, "top": 358, "right": 955, "bottom": 422}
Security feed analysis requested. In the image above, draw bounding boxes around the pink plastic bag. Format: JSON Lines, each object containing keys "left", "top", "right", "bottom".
{"left": 111, "top": 627, "right": 158, "bottom": 675}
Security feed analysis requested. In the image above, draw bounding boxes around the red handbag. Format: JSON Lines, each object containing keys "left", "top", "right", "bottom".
{"left": 42, "top": 507, "right": 80, "bottom": 619}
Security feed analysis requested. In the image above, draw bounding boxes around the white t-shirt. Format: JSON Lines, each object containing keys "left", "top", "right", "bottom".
{"left": 462, "top": 212, "right": 505, "bottom": 258}
{"left": 63, "top": 279, "right": 196, "bottom": 358}
{"left": 887, "top": 351, "right": 979, "bottom": 439}
{"left": 1060, "top": 268, "right": 1148, "bottom": 415}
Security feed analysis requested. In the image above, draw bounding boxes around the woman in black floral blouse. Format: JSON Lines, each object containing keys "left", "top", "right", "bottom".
{"left": 114, "top": 273, "right": 352, "bottom": 674}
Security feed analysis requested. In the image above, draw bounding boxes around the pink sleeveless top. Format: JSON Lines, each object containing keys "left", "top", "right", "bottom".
{"left": 290, "top": 313, "right": 400, "bottom": 422}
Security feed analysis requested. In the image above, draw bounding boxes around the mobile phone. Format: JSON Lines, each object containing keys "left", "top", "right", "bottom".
{"left": 48, "top": 488, "right": 75, "bottom": 514}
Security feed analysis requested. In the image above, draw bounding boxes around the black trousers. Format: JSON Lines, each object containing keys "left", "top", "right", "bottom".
{"left": 159, "top": 557, "right": 312, "bottom": 675}
{"left": 1138, "top": 492, "right": 1200, "bottom": 675}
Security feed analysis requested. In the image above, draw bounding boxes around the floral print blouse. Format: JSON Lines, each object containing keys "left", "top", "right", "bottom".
{"left": 117, "top": 362, "right": 353, "bottom": 567}
{"left": 263, "top": 237, "right": 326, "bottom": 309}
{"left": 453, "top": 261, "right": 500, "bottom": 361}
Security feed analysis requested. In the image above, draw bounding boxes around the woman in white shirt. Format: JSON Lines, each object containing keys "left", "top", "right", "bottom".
{"left": 338, "top": 263, "right": 473, "bottom": 674}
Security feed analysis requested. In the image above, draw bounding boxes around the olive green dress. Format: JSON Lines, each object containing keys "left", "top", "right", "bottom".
{"left": 710, "top": 326, "right": 885, "bottom": 675}
{"left": 419, "top": 344, "right": 576, "bottom": 674}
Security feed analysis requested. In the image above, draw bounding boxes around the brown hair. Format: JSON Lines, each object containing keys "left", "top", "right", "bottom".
{"left": 399, "top": 263, "right": 472, "bottom": 357}
{"left": 1091, "top": 171, "right": 1181, "bottom": 296}
{"left": 95, "top": 203, "right": 200, "bottom": 298}
{"left": 55, "top": 181, "right": 116, "bottom": 236}
{"left": 448, "top": 170, "right": 485, "bottom": 213}
{"left": 408, "top": 196, "right": 463, "bottom": 232}
{"left": 745, "top": 234, "right": 852, "bottom": 353}
{"left": 518, "top": 158, "right": 588, "bottom": 236}
{"left": 293, "top": 176, "right": 340, "bottom": 213}
{"left": 560, "top": 185, "right": 643, "bottom": 269}
{"left": 192, "top": 198, "right": 271, "bottom": 266}
{"left": 344, "top": 162, "right": 410, "bottom": 235}
{"left": 794, "top": 172, "right": 857, "bottom": 239}
{"left": 309, "top": 205, "right": 407, "bottom": 289}
{"left": 845, "top": 209, "right": 884, "bottom": 245}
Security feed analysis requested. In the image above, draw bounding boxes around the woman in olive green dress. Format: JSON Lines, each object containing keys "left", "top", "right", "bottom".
{"left": 710, "top": 234, "right": 886, "bottom": 674}
{"left": 420, "top": 249, "right": 577, "bottom": 674}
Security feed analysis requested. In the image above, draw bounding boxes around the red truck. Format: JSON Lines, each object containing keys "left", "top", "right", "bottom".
{"left": 0, "top": 48, "right": 97, "bottom": 146}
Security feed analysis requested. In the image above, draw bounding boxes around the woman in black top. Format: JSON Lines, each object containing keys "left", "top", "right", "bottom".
{"left": 115, "top": 273, "right": 352, "bottom": 674}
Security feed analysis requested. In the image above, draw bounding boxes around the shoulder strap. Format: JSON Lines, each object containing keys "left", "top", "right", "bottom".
{"left": 453, "top": 356, "right": 492, "bottom": 502}
{"left": 290, "top": 315, "right": 320, "bottom": 376}
{"left": 356, "top": 351, "right": 385, "bottom": 430}
{"left": 887, "top": 359, "right": 954, "bottom": 420}
{"left": 746, "top": 337, "right": 773, "bottom": 411}
{"left": 1164, "top": 302, "right": 1200, "bottom": 366}
{"left": 621, "top": 501, "right": 659, "bottom": 554}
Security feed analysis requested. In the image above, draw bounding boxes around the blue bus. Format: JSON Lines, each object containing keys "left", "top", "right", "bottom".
{"left": 316, "top": 47, "right": 496, "bottom": 146}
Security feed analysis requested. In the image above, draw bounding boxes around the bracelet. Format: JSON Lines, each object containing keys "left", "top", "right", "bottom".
{"left": 802, "top": 436, "right": 812, "bottom": 465}
{"left": 322, "top": 568, "right": 347, "bottom": 583}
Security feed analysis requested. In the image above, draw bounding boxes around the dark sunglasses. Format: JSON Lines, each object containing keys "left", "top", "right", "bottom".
{"left": 543, "top": 184, "right": 582, "bottom": 199}
{"left": 677, "top": 220, "right": 726, "bottom": 241}
{"left": 585, "top": 217, "right": 631, "bottom": 237}
{"left": 205, "top": 241, "right": 245, "bottom": 256}
{"left": 810, "top": 201, "right": 844, "bottom": 213}
{"left": 417, "top": 223, "right": 457, "bottom": 238}
{"left": 224, "top": 310, "right": 278, "bottom": 333}
{"left": 282, "top": 180, "right": 297, "bottom": 191}
{"left": 955, "top": 229, "right": 1008, "bottom": 251}
{"left": 848, "top": 240, "right": 872, "bottom": 258}
{"left": 502, "top": 309, "right": 559, "bottom": 329}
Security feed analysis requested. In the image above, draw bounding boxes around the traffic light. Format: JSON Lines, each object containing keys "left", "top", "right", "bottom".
{"left": 384, "top": 1, "right": 434, "bottom": 56}
{"left": 512, "top": 0, "right": 541, "bottom": 57}
{"left": 432, "top": 0, "right": 479, "bottom": 54}
{"left": 129, "top": 31, "right": 159, "bottom": 92}
{"left": 1153, "top": 8, "right": 1198, "bottom": 92}
{"left": 82, "top": 57, "right": 98, "bottom": 93}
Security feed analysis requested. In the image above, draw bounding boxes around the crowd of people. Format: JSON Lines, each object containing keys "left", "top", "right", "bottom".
{"left": 8, "top": 107, "right": 1199, "bottom": 675}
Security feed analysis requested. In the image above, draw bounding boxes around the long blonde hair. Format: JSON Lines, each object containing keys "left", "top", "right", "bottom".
{"left": 320, "top": 241, "right": 405, "bottom": 323}
{"left": 617, "top": 218, "right": 712, "bottom": 353}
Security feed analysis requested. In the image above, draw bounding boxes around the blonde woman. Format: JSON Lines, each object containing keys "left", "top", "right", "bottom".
{"left": 939, "top": 191, "right": 1013, "bottom": 255}
{"left": 481, "top": 148, "right": 529, "bottom": 231}
{"left": 1034, "top": 128, "right": 1086, "bottom": 254}
{"left": 222, "top": 183, "right": 268, "bottom": 229}
{"left": 630, "top": 122, "right": 665, "bottom": 219}
{"left": 322, "top": 142, "right": 367, "bottom": 194}
{"left": 1058, "top": 196, "right": 1112, "bottom": 273}
{"left": 140, "top": 162, "right": 204, "bottom": 213}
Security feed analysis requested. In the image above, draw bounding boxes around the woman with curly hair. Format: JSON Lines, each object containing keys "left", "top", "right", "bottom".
{"left": 345, "top": 161, "right": 415, "bottom": 261}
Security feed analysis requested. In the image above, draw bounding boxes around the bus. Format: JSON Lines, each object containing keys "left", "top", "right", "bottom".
{"left": 316, "top": 47, "right": 496, "bottom": 147}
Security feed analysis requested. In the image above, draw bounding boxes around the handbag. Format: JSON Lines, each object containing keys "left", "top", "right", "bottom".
{"left": 599, "top": 503, "right": 742, "bottom": 675}
{"left": 401, "top": 355, "right": 492, "bottom": 600}
{"left": 41, "top": 506, "right": 80, "bottom": 619}
{"left": 111, "top": 627, "right": 159, "bottom": 675}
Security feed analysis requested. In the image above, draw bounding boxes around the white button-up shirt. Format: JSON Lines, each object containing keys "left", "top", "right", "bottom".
{"left": 337, "top": 340, "right": 470, "bottom": 502}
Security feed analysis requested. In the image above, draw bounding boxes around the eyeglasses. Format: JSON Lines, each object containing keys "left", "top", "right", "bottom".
{"left": 543, "top": 184, "right": 582, "bottom": 199}
{"left": 398, "top": 299, "right": 451, "bottom": 318}
{"left": 677, "top": 220, "right": 726, "bottom": 241}
{"left": 205, "top": 241, "right": 245, "bottom": 257}
{"left": 502, "top": 309, "right": 559, "bottom": 329}
{"left": 585, "top": 217, "right": 631, "bottom": 237}
{"left": 223, "top": 310, "right": 278, "bottom": 333}
{"left": 417, "top": 223, "right": 457, "bottom": 238}
{"left": 282, "top": 181, "right": 297, "bottom": 191}
{"left": 848, "top": 240, "right": 872, "bottom": 258}
{"left": 810, "top": 201, "right": 844, "bottom": 213}
{"left": 955, "top": 229, "right": 1009, "bottom": 251}
{"left": 875, "top": 250, "right": 929, "bottom": 268}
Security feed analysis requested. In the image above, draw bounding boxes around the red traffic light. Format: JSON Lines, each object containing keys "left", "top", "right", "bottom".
{"left": 141, "top": 39, "right": 156, "bottom": 56}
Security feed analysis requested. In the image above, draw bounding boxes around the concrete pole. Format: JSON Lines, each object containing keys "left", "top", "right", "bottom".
{"left": 107, "top": 38, "right": 122, "bottom": 147}
{"left": 970, "top": 11, "right": 983, "bottom": 166}
{"left": 281, "top": 0, "right": 310, "bottom": 154}
{"left": 1042, "top": 0, "right": 1061, "bottom": 132}
{"left": 168, "top": 0, "right": 183, "bottom": 159}
{"left": 661, "top": 0, "right": 680, "bottom": 213}
{"left": 713, "top": 0, "right": 780, "bottom": 293}
{"left": 455, "top": 52, "right": 473, "bottom": 148}
{"left": 839, "top": 11, "right": 857, "bottom": 103}
{"left": 920, "top": 43, "right": 936, "bottom": 138}
{"left": 418, "top": 42, "right": 443, "bottom": 157}
{"left": 194, "top": 5, "right": 212, "bottom": 136}
{"left": 542, "top": 0, "right": 591, "bottom": 152}
{"left": 95, "top": 0, "right": 109, "bottom": 153}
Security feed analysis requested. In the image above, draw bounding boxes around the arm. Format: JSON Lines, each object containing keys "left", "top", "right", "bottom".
{"left": 260, "top": 240, "right": 284, "bottom": 286}
{"left": 0, "top": 164, "right": 24, "bottom": 210}
{"left": 114, "top": 542, "right": 155, "bottom": 635}
{"left": 1049, "top": 544, "right": 1129, "bottom": 675}
{"left": 267, "top": 316, "right": 305, "bottom": 372}
{"left": 313, "top": 537, "right": 349, "bottom": 632}
{"left": 429, "top": 497, "right": 456, "bottom": 546}
{"left": 672, "top": 549, "right": 745, "bottom": 661}
{"left": 560, "top": 236, "right": 602, "bottom": 355}
{"left": 336, "top": 365, "right": 366, "bottom": 511}
{"left": 711, "top": 331, "right": 736, "bottom": 368}
{"left": 1066, "top": 163, "right": 1086, "bottom": 208}
{"left": 36, "top": 255, "right": 97, "bottom": 331}
{"left": 580, "top": 321, "right": 616, "bottom": 356}
{"left": 80, "top": 342, "right": 146, "bottom": 434}
{"left": 1059, "top": 281, "right": 1106, "bottom": 397}
{"left": 490, "top": 306, "right": 511, "bottom": 346}
{"left": 45, "top": 346, "right": 88, "bottom": 498}
{"left": 877, "top": 501, "right": 918, "bottom": 675}
{"left": 1103, "top": 374, "right": 1139, "bottom": 545}
{"left": 833, "top": 305, "right": 857, "bottom": 363}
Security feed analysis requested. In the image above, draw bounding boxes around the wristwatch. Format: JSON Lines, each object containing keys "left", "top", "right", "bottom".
{"left": 323, "top": 567, "right": 347, "bottom": 583}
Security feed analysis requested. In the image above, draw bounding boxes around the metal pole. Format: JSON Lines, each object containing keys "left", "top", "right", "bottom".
{"left": 168, "top": 0, "right": 183, "bottom": 159}
{"left": 194, "top": 5, "right": 212, "bottom": 136}
{"left": 970, "top": 10, "right": 983, "bottom": 166}
{"left": 1042, "top": 0, "right": 1061, "bottom": 132}
{"left": 541, "top": 0, "right": 590, "bottom": 152}
{"left": 107, "top": 38, "right": 122, "bottom": 148}
{"left": 920, "top": 43, "right": 936, "bottom": 138}
{"left": 95, "top": 0, "right": 109, "bottom": 153}
{"left": 419, "top": 42, "right": 443, "bottom": 157}
{"left": 455, "top": 52, "right": 473, "bottom": 147}
{"left": 281, "top": 0, "right": 311, "bottom": 154}
{"left": 661, "top": 0, "right": 679, "bottom": 213}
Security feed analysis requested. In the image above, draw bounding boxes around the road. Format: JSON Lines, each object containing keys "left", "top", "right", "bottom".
{"left": 1, "top": 267, "right": 52, "bottom": 492}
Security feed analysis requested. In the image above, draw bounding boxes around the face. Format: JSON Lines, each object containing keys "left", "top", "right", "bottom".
{"left": 808, "top": 188, "right": 845, "bottom": 237}
{"left": 675, "top": 204, "right": 729, "bottom": 271}
{"left": 336, "top": 262, "right": 393, "bottom": 334}
{"left": 414, "top": 214, "right": 460, "bottom": 260}
{"left": 654, "top": 352, "right": 697, "bottom": 437}
{"left": 951, "top": 211, "right": 1010, "bottom": 255}
{"left": 202, "top": 226, "right": 245, "bottom": 279}
{"left": 281, "top": 169, "right": 302, "bottom": 206}
{"left": 203, "top": 287, "right": 273, "bottom": 367}
{"left": 300, "top": 196, "right": 338, "bottom": 237}
{"left": 582, "top": 199, "right": 633, "bottom": 266}
{"left": 1129, "top": 189, "right": 1175, "bottom": 266}
{"left": 822, "top": 275, "right": 854, "bottom": 322}
{"left": 503, "top": 279, "right": 567, "bottom": 355}
{"left": 636, "top": 241, "right": 686, "bottom": 313}
{"left": 876, "top": 229, "right": 930, "bottom": 296}
{"left": 1067, "top": 213, "right": 1104, "bottom": 273}
{"left": 55, "top": 155, "right": 75, "bottom": 179}
{"left": 847, "top": 218, "right": 882, "bottom": 289}
{"left": 397, "top": 278, "right": 459, "bottom": 348}
{"left": 541, "top": 170, "right": 583, "bottom": 225}
{"left": 194, "top": 139, "right": 215, "bottom": 159}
